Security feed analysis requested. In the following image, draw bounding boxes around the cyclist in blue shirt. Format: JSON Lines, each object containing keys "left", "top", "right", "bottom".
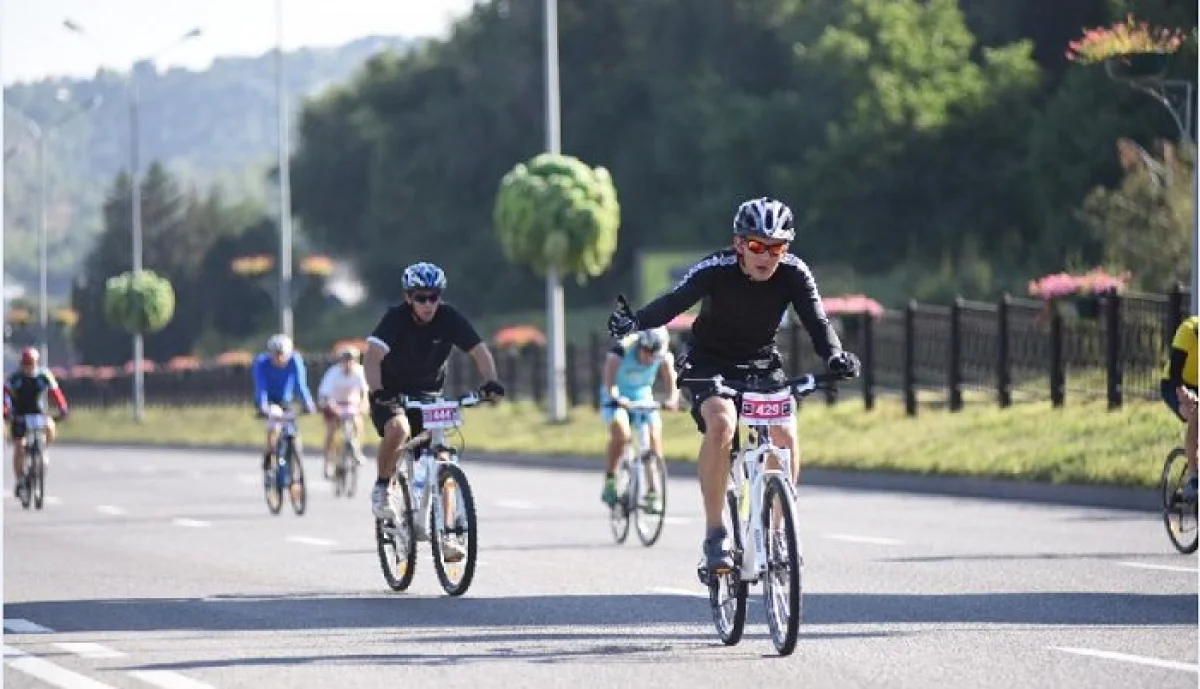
{"left": 600, "top": 327, "right": 680, "bottom": 512}
{"left": 252, "top": 333, "right": 317, "bottom": 469}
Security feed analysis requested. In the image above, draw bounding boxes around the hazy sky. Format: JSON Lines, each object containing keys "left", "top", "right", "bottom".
{"left": 1, "top": 0, "right": 477, "bottom": 85}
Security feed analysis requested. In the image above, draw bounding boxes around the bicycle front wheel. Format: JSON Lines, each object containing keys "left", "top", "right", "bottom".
{"left": 431, "top": 463, "right": 478, "bottom": 596}
{"left": 762, "top": 474, "right": 802, "bottom": 656}
{"left": 31, "top": 445, "right": 45, "bottom": 510}
{"left": 609, "top": 458, "right": 633, "bottom": 543}
{"left": 634, "top": 451, "right": 668, "bottom": 546}
{"left": 344, "top": 442, "right": 359, "bottom": 498}
{"left": 288, "top": 443, "right": 307, "bottom": 516}
{"left": 1161, "top": 447, "right": 1197, "bottom": 554}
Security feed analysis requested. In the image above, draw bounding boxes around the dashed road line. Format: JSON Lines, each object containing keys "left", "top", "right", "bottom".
{"left": 823, "top": 533, "right": 903, "bottom": 546}
{"left": 96, "top": 505, "right": 126, "bottom": 516}
{"left": 52, "top": 642, "right": 127, "bottom": 659}
{"left": 1049, "top": 646, "right": 1199, "bottom": 673}
{"left": 130, "top": 669, "right": 218, "bottom": 689}
{"left": 4, "top": 618, "right": 55, "bottom": 633}
{"left": 1114, "top": 561, "right": 1198, "bottom": 574}
{"left": 3, "top": 644, "right": 116, "bottom": 689}
{"left": 172, "top": 518, "right": 211, "bottom": 528}
{"left": 285, "top": 535, "right": 337, "bottom": 547}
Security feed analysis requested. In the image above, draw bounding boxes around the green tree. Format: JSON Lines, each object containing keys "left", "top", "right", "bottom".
{"left": 103, "top": 270, "right": 176, "bottom": 335}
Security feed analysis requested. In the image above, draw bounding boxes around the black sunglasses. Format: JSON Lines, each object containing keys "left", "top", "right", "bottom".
{"left": 408, "top": 291, "right": 441, "bottom": 305}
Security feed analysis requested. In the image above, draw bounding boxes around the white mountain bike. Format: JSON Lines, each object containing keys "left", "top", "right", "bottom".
{"left": 329, "top": 402, "right": 363, "bottom": 499}
{"left": 602, "top": 399, "right": 670, "bottom": 546}
{"left": 685, "top": 368, "right": 846, "bottom": 657}
{"left": 375, "top": 390, "right": 491, "bottom": 596}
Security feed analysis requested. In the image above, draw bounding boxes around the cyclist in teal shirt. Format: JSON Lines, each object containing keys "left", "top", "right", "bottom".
{"left": 600, "top": 327, "right": 681, "bottom": 511}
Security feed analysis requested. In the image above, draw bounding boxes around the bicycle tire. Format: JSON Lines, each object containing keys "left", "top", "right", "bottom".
{"left": 430, "top": 463, "right": 478, "bottom": 596}
{"left": 264, "top": 454, "right": 283, "bottom": 515}
{"left": 344, "top": 441, "right": 359, "bottom": 498}
{"left": 31, "top": 444, "right": 45, "bottom": 510}
{"left": 1160, "top": 447, "right": 1198, "bottom": 554}
{"left": 762, "top": 474, "right": 802, "bottom": 655}
{"left": 609, "top": 458, "right": 633, "bottom": 543}
{"left": 376, "top": 472, "right": 417, "bottom": 591}
{"left": 635, "top": 451, "right": 668, "bottom": 547}
{"left": 709, "top": 489, "right": 748, "bottom": 646}
{"left": 288, "top": 440, "right": 307, "bottom": 516}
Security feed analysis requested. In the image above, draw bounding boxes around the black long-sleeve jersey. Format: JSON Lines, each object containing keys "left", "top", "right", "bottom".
{"left": 635, "top": 249, "right": 842, "bottom": 362}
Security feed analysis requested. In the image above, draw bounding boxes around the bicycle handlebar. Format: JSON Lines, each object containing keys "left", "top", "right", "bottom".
{"left": 399, "top": 391, "right": 490, "bottom": 409}
{"left": 679, "top": 371, "right": 849, "bottom": 400}
{"left": 600, "top": 399, "right": 667, "bottom": 412}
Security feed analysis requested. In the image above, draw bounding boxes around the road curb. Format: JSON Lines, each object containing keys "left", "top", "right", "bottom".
{"left": 59, "top": 439, "right": 1160, "bottom": 513}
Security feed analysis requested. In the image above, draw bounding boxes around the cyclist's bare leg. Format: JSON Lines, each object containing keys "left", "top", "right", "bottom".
{"left": 605, "top": 410, "right": 631, "bottom": 475}
{"left": 12, "top": 441, "right": 24, "bottom": 485}
{"left": 1181, "top": 389, "right": 1197, "bottom": 474}
{"left": 699, "top": 396, "right": 738, "bottom": 530}
{"left": 45, "top": 418, "right": 57, "bottom": 446}
{"left": 376, "top": 413, "right": 411, "bottom": 482}
{"left": 263, "top": 427, "right": 278, "bottom": 468}
{"left": 322, "top": 414, "right": 338, "bottom": 466}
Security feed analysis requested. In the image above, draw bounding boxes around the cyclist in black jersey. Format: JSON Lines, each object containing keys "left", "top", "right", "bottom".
{"left": 3, "top": 347, "right": 70, "bottom": 499}
{"left": 607, "top": 197, "right": 861, "bottom": 573}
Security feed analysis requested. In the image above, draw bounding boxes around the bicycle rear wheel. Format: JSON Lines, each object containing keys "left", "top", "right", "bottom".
{"left": 609, "top": 458, "right": 633, "bottom": 543}
{"left": 1161, "top": 447, "right": 1197, "bottom": 554}
{"left": 707, "top": 489, "right": 748, "bottom": 646}
{"left": 376, "top": 472, "right": 417, "bottom": 591}
{"left": 762, "top": 474, "right": 802, "bottom": 655}
{"left": 634, "top": 451, "right": 668, "bottom": 546}
{"left": 344, "top": 441, "right": 359, "bottom": 498}
{"left": 430, "top": 463, "right": 478, "bottom": 596}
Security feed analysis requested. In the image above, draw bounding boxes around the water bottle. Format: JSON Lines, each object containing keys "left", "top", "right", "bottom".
{"left": 412, "top": 453, "right": 429, "bottom": 504}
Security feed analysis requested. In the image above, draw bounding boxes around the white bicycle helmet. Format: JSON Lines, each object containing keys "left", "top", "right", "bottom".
{"left": 266, "top": 333, "right": 293, "bottom": 356}
{"left": 401, "top": 262, "right": 448, "bottom": 291}
{"left": 733, "top": 197, "right": 796, "bottom": 242}
{"left": 636, "top": 327, "right": 669, "bottom": 355}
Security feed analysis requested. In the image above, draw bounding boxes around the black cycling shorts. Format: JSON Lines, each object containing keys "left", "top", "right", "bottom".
{"left": 676, "top": 349, "right": 787, "bottom": 434}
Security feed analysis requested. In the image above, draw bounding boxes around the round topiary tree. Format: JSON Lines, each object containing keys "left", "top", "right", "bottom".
{"left": 104, "top": 270, "right": 176, "bottom": 335}
{"left": 494, "top": 152, "right": 621, "bottom": 421}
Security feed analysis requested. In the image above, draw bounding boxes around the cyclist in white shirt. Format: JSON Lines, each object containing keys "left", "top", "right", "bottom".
{"left": 318, "top": 345, "right": 370, "bottom": 478}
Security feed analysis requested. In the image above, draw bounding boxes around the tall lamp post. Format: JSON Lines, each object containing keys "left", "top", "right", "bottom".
{"left": 541, "top": 0, "right": 567, "bottom": 422}
{"left": 63, "top": 19, "right": 201, "bottom": 420}
{"left": 275, "top": 0, "right": 295, "bottom": 340}
{"left": 4, "top": 94, "right": 102, "bottom": 364}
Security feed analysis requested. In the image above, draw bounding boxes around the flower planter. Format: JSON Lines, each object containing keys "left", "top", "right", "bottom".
{"left": 1105, "top": 51, "right": 1171, "bottom": 81}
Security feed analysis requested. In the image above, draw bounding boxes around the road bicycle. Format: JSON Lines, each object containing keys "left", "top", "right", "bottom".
{"left": 685, "top": 367, "right": 846, "bottom": 657}
{"left": 262, "top": 406, "right": 307, "bottom": 516}
{"left": 1160, "top": 441, "right": 1197, "bottom": 554}
{"left": 601, "top": 399, "right": 670, "bottom": 546}
{"left": 375, "top": 390, "right": 490, "bottom": 596}
{"left": 329, "top": 403, "right": 363, "bottom": 499}
{"left": 14, "top": 413, "right": 53, "bottom": 510}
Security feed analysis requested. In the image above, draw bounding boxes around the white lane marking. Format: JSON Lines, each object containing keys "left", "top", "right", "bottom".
{"left": 172, "top": 518, "right": 210, "bottom": 528}
{"left": 96, "top": 505, "right": 126, "bottom": 516}
{"left": 285, "top": 535, "right": 337, "bottom": 547}
{"left": 4, "top": 618, "right": 55, "bottom": 633}
{"left": 494, "top": 499, "right": 537, "bottom": 510}
{"left": 2, "top": 644, "right": 117, "bottom": 688}
{"left": 129, "top": 669, "right": 218, "bottom": 689}
{"left": 188, "top": 470, "right": 204, "bottom": 480}
{"left": 823, "top": 533, "right": 903, "bottom": 546}
{"left": 650, "top": 586, "right": 706, "bottom": 599}
{"left": 1050, "top": 646, "right": 1199, "bottom": 673}
{"left": 45, "top": 496, "right": 63, "bottom": 506}
{"left": 663, "top": 517, "right": 691, "bottom": 525}
{"left": 236, "top": 474, "right": 258, "bottom": 485}
{"left": 1114, "top": 561, "right": 1199, "bottom": 574}
{"left": 52, "top": 642, "right": 126, "bottom": 659}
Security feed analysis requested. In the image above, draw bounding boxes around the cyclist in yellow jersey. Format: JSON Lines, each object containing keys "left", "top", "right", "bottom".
{"left": 1161, "top": 315, "right": 1198, "bottom": 501}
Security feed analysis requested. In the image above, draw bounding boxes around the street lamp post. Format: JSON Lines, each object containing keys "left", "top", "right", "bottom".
{"left": 542, "top": 0, "right": 567, "bottom": 422}
{"left": 276, "top": 0, "right": 294, "bottom": 340}
{"left": 63, "top": 20, "right": 200, "bottom": 421}
{"left": 4, "top": 96, "right": 100, "bottom": 364}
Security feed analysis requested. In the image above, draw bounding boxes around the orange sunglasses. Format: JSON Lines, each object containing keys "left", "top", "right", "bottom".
{"left": 743, "top": 238, "right": 789, "bottom": 257}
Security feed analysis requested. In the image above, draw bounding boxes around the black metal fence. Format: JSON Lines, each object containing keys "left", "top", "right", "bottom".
{"left": 63, "top": 285, "right": 1192, "bottom": 416}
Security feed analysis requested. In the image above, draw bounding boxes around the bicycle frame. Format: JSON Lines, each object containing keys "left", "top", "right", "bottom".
{"left": 729, "top": 416, "right": 796, "bottom": 583}
{"left": 397, "top": 392, "right": 483, "bottom": 535}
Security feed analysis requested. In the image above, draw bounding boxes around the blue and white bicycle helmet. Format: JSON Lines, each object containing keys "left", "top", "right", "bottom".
{"left": 401, "top": 262, "right": 447, "bottom": 291}
{"left": 636, "top": 327, "right": 669, "bottom": 355}
{"left": 266, "top": 333, "right": 293, "bottom": 356}
{"left": 733, "top": 197, "right": 796, "bottom": 242}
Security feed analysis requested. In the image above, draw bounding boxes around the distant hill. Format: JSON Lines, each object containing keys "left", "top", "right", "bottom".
{"left": 3, "top": 34, "right": 417, "bottom": 300}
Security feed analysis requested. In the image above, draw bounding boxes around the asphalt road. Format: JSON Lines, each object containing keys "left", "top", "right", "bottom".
{"left": 3, "top": 446, "right": 1197, "bottom": 689}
